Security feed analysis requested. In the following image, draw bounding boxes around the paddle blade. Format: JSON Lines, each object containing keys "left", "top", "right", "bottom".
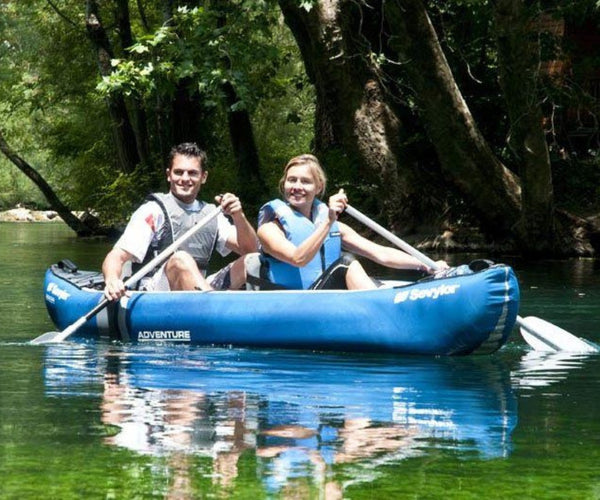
{"left": 30, "top": 331, "right": 63, "bottom": 345}
{"left": 518, "top": 316, "right": 599, "bottom": 353}
{"left": 30, "top": 315, "right": 89, "bottom": 345}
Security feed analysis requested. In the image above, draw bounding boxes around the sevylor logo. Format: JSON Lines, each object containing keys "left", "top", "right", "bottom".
{"left": 394, "top": 283, "right": 460, "bottom": 303}
{"left": 46, "top": 282, "right": 71, "bottom": 300}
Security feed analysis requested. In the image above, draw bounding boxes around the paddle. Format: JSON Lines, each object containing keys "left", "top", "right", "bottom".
{"left": 344, "top": 205, "right": 599, "bottom": 353}
{"left": 31, "top": 206, "right": 222, "bottom": 345}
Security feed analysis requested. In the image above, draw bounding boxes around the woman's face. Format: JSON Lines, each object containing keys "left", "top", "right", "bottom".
{"left": 283, "top": 164, "right": 321, "bottom": 214}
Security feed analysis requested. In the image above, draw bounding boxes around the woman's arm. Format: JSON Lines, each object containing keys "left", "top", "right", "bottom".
{"left": 339, "top": 222, "right": 444, "bottom": 273}
{"left": 257, "top": 190, "right": 350, "bottom": 268}
{"left": 257, "top": 217, "right": 335, "bottom": 267}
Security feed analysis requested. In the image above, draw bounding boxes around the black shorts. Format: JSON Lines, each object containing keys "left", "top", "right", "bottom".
{"left": 309, "top": 253, "right": 356, "bottom": 290}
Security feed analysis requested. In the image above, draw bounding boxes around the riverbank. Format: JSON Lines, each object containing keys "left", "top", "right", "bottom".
{"left": 3, "top": 205, "right": 598, "bottom": 256}
{"left": 0, "top": 207, "right": 63, "bottom": 222}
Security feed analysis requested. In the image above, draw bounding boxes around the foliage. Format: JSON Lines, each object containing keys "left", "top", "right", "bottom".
{"left": 0, "top": 1, "right": 313, "bottom": 223}
{"left": 1, "top": 0, "right": 599, "bottom": 239}
{"left": 98, "top": 4, "right": 284, "bottom": 117}
{"left": 0, "top": 1, "right": 116, "bottom": 212}
{"left": 94, "top": 1, "right": 314, "bottom": 219}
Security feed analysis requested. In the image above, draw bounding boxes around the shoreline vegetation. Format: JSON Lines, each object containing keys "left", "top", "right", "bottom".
{"left": 3, "top": 205, "right": 598, "bottom": 256}
{"left": 0, "top": 205, "right": 492, "bottom": 253}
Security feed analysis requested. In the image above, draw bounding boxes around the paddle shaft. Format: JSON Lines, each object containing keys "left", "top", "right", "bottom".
{"left": 32, "top": 206, "right": 222, "bottom": 344}
{"left": 344, "top": 205, "right": 440, "bottom": 271}
{"left": 344, "top": 204, "right": 600, "bottom": 352}
{"left": 344, "top": 205, "right": 538, "bottom": 329}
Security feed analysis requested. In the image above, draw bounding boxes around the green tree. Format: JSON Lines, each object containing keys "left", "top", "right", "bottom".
{"left": 1, "top": 1, "right": 311, "bottom": 227}
{"left": 0, "top": 0, "right": 119, "bottom": 224}
{"left": 278, "top": 0, "right": 600, "bottom": 256}
{"left": 2, "top": 0, "right": 599, "bottom": 256}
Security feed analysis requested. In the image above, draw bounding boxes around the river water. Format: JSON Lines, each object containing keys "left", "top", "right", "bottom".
{"left": 1, "top": 222, "right": 599, "bottom": 499}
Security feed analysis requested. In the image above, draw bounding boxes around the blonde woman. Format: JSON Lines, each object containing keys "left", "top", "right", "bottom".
{"left": 256, "top": 154, "right": 446, "bottom": 290}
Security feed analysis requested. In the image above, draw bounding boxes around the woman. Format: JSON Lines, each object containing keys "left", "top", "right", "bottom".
{"left": 257, "top": 154, "right": 447, "bottom": 290}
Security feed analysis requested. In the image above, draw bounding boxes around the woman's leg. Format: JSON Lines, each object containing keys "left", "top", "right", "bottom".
{"left": 345, "top": 260, "right": 377, "bottom": 290}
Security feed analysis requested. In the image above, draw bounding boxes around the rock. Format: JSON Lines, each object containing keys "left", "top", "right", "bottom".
{"left": 1, "top": 208, "right": 34, "bottom": 222}
{"left": 0, "top": 208, "right": 60, "bottom": 222}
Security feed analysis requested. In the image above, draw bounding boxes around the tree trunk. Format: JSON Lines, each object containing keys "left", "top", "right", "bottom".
{"left": 385, "top": 0, "right": 523, "bottom": 238}
{"left": 278, "top": 0, "right": 414, "bottom": 231}
{"left": 495, "top": 0, "right": 557, "bottom": 254}
{"left": 213, "top": 1, "right": 267, "bottom": 206}
{"left": 85, "top": 0, "right": 140, "bottom": 173}
{"left": 221, "top": 81, "right": 267, "bottom": 205}
{"left": 0, "top": 131, "right": 97, "bottom": 236}
{"left": 114, "top": 0, "right": 151, "bottom": 169}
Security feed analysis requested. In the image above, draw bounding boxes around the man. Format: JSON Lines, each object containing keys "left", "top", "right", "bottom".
{"left": 102, "top": 142, "right": 258, "bottom": 301}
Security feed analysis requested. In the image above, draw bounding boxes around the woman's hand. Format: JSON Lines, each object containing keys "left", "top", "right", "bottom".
{"left": 328, "top": 189, "right": 348, "bottom": 220}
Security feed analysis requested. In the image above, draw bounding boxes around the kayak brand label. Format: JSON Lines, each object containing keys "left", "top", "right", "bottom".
{"left": 137, "top": 330, "right": 191, "bottom": 342}
{"left": 46, "top": 282, "right": 71, "bottom": 301}
{"left": 393, "top": 283, "right": 460, "bottom": 303}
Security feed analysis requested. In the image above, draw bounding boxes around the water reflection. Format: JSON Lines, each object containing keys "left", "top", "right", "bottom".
{"left": 44, "top": 343, "right": 518, "bottom": 495}
{"left": 511, "top": 350, "right": 597, "bottom": 390}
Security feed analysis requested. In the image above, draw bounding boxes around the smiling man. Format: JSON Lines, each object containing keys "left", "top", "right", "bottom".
{"left": 102, "top": 142, "right": 258, "bottom": 301}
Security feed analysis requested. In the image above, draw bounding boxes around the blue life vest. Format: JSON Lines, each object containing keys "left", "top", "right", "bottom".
{"left": 258, "top": 199, "right": 342, "bottom": 289}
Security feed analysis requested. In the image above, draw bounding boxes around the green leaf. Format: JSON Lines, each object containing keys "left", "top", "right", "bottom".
{"left": 130, "top": 43, "right": 149, "bottom": 55}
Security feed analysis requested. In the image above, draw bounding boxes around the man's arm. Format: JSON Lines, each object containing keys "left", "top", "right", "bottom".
{"left": 219, "top": 193, "right": 258, "bottom": 255}
{"left": 102, "top": 247, "right": 135, "bottom": 301}
{"left": 101, "top": 201, "right": 160, "bottom": 301}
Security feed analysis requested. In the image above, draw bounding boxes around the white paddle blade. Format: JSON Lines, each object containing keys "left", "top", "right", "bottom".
{"left": 518, "top": 316, "right": 599, "bottom": 353}
{"left": 30, "top": 317, "right": 87, "bottom": 345}
{"left": 30, "top": 331, "right": 62, "bottom": 345}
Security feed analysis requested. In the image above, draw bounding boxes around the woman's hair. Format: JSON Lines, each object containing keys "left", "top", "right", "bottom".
{"left": 279, "top": 154, "right": 327, "bottom": 197}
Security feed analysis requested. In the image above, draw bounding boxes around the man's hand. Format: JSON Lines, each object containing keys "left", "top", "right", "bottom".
{"left": 104, "top": 277, "right": 127, "bottom": 301}
{"left": 216, "top": 193, "right": 243, "bottom": 217}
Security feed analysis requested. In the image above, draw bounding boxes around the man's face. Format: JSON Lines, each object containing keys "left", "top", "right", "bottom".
{"left": 167, "top": 154, "right": 207, "bottom": 204}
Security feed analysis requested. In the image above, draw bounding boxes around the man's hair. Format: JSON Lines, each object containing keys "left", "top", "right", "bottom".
{"left": 168, "top": 142, "right": 208, "bottom": 170}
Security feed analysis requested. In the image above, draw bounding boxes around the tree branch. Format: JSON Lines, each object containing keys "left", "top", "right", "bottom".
{"left": 0, "top": 129, "right": 94, "bottom": 236}
{"left": 46, "top": 0, "right": 80, "bottom": 29}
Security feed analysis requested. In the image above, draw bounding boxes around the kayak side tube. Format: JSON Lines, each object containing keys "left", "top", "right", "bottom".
{"left": 116, "top": 264, "right": 520, "bottom": 355}
{"left": 44, "top": 263, "right": 519, "bottom": 355}
{"left": 44, "top": 267, "right": 115, "bottom": 340}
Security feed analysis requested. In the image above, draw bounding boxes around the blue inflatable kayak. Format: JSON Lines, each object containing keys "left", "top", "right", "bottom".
{"left": 43, "top": 260, "right": 520, "bottom": 355}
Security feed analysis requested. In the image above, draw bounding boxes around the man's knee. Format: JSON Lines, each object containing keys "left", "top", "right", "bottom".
{"left": 166, "top": 251, "right": 196, "bottom": 273}
{"left": 225, "top": 253, "right": 261, "bottom": 290}
{"left": 229, "top": 254, "right": 250, "bottom": 285}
